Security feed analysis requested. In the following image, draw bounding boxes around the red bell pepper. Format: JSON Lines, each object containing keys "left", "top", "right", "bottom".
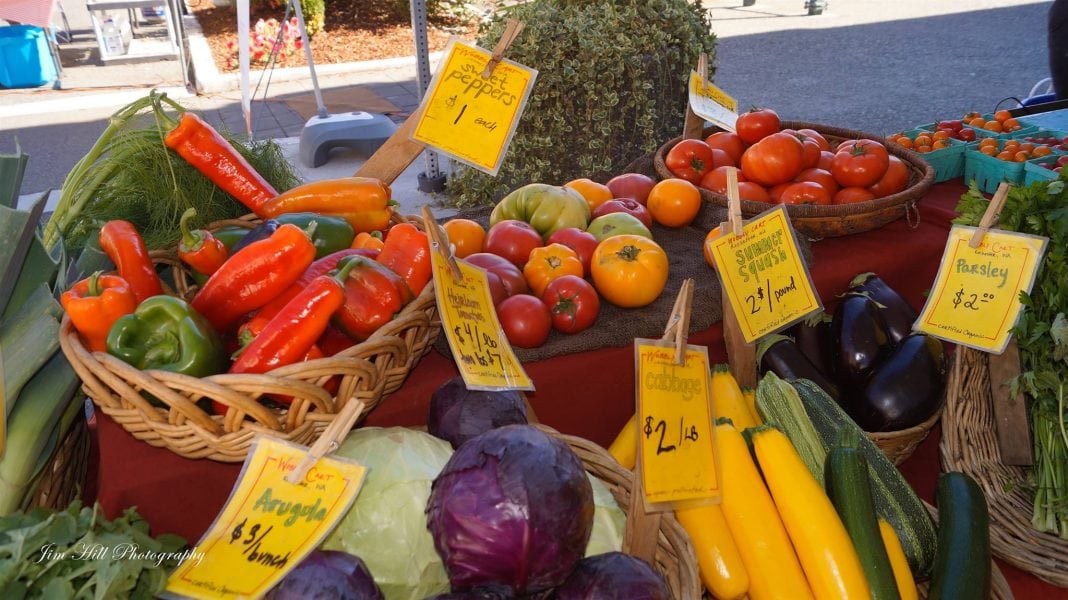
{"left": 191, "top": 223, "right": 316, "bottom": 332}
{"left": 99, "top": 220, "right": 164, "bottom": 304}
{"left": 332, "top": 254, "right": 414, "bottom": 341}
{"left": 376, "top": 222, "right": 431, "bottom": 296}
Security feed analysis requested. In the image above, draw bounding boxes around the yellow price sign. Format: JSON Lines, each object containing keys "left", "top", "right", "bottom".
{"left": 915, "top": 225, "right": 1048, "bottom": 353}
{"left": 707, "top": 206, "right": 822, "bottom": 342}
{"left": 688, "top": 71, "right": 738, "bottom": 132}
{"left": 431, "top": 248, "right": 533, "bottom": 391}
{"left": 636, "top": 340, "right": 720, "bottom": 506}
{"left": 412, "top": 39, "right": 538, "bottom": 176}
{"left": 164, "top": 437, "right": 367, "bottom": 599}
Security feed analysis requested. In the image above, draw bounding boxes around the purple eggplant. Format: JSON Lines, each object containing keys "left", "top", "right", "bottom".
{"left": 757, "top": 334, "right": 839, "bottom": 400}
{"left": 853, "top": 333, "right": 946, "bottom": 432}
{"left": 831, "top": 294, "right": 893, "bottom": 397}
{"left": 848, "top": 272, "right": 918, "bottom": 345}
{"left": 787, "top": 311, "right": 834, "bottom": 378}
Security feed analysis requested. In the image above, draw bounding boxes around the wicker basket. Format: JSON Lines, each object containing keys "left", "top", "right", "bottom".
{"left": 59, "top": 215, "right": 441, "bottom": 462}
{"left": 868, "top": 404, "right": 944, "bottom": 466}
{"left": 916, "top": 502, "right": 1015, "bottom": 599}
{"left": 536, "top": 425, "right": 702, "bottom": 599}
{"left": 28, "top": 412, "right": 92, "bottom": 511}
{"left": 941, "top": 346, "right": 1068, "bottom": 587}
{"left": 653, "top": 121, "right": 936, "bottom": 238}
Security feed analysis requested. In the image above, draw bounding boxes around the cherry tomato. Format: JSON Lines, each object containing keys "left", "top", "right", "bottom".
{"left": 831, "top": 140, "right": 890, "bottom": 187}
{"left": 665, "top": 138, "right": 716, "bottom": 183}
{"left": 868, "top": 155, "right": 910, "bottom": 198}
{"left": 735, "top": 107, "right": 781, "bottom": 145}
{"left": 780, "top": 181, "right": 832, "bottom": 205}
{"left": 496, "top": 294, "right": 552, "bottom": 348}
{"left": 541, "top": 275, "right": 600, "bottom": 334}
{"left": 740, "top": 132, "right": 805, "bottom": 186}
{"left": 704, "top": 131, "right": 746, "bottom": 164}
{"left": 483, "top": 220, "right": 544, "bottom": 268}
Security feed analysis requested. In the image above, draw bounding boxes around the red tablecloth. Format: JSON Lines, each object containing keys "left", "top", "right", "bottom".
{"left": 90, "top": 181, "right": 1068, "bottom": 598}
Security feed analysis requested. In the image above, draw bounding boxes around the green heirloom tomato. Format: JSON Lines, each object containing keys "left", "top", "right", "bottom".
{"left": 490, "top": 183, "right": 591, "bottom": 239}
{"left": 585, "top": 212, "right": 653, "bottom": 243}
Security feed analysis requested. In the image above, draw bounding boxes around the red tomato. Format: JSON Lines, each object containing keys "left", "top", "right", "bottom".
{"left": 794, "top": 133, "right": 822, "bottom": 169}
{"left": 768, "top": 182, "right": 792, "bottom": 204}
{"left": 737, "top": 181, "right": 771, "bottom": 203}
{"left": 831, "top": 140, "right": 890, "bottom": 187}
{"left": 834, "top": 187, "right": 877, "bottom": 204}
{"left": 699, "top": 165, "right": 747, "bottom": 194}
{"left": 541, "top": 275, "right": 600, "bottom": 334}
{"left": 605, "top": 173, "right": 657, "bottom": 205}
{"left": 780, "top": 181, "right": 832, "bottom": 205}
{"left": 665, "top": 138, "right": 716, "bottom": 183}
{"left": 705, "top": 131, "right": 746, "bottom": 164}
{"left": 868, "top": 155, "right": 910, "bottom": 198}
{"left": 797, "top": 128, "right": 830, "bottom": 151}
{"left": 483, "top": 220, "right": 544, "bottom": 268}
{"left": 795, "top": 167, "right": 840, "bottom": 197}
{"left": 496, "top": 294, "right": 552, "bottom": 348}
{"left": 546, "top": 227, "right": 599, "bottom": 277}
{"left": 817, "top": 150, "right": 835, "bottom": 171}
{"left": 740, "top": 132, "right": 805, "bottom": 186}
{"left": 736, "top": 107, "right": 781, "bottom": 144}
{"left": 709, "top": 148, "right": 736, "bottom": 170}
{"left": 957, "top": 128, "right": 977, "bottom": 142}
{"left": 463, "top": 252, "right": 529, "bottom": 304}
{"left": 591, "top": 198, "right": 653, "bottom": 229}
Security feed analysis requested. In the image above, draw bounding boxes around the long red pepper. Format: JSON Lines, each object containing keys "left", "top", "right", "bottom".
{"left": 191, "top": 223, "right": 316, "bottom": 332}
{"left": 245, "top": 248, "right": 378, "bottom": 326}
{"left": 177, "top": 208, "right": 228, "bottom": 276}
{"left": 99, "top": 220, "right": 164, "bottom": 304}
{"left": 376, "top": 222, "right": 431, "bottom": 296}
{"left": 164, "top": 112, "right": 278, "bottom": 216}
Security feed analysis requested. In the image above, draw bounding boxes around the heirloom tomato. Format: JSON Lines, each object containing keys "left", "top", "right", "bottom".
{"left": 606, "top": 173, "right": 657, "bottom": 205}
{"left": 496, "top": 294, "right": 552, "bottom": 348}
{"left": 740, "top": 132, "right": 805, "bottom": 186}
{"left": 546, "top": 228, "right": 599, "bottom": 277}
{"left": 442, "top": 218, "right": 485, "bottom": 258}
{"left": 831, "top": 140, "right": 890, "bottom": 187}
{"left": 463, "top": 252, "right": 529, "bottom": 305}
{"left": 736, "top": 107, "right": 781, "bottom": 144}
{"left": 523, "top": 244, "right": 584, "bottom": 296}
{"left": 483, "top": 220, "right": 543, "bottom": 268}
{"left": 591, "top": 198, "right": 653, "bottom": 229}
{"left": 647, "top": 178, "right": 701, "bottom": 227}
{"left": 591, "top": 235, "right": 669, "bottom": 308}
{"left": 665, "top": 138, "right": 716, "bottom": 183}
{"left": 564, "top": 178, "right": 614, "bottom": 212}
{"left": 541, "top": 275, "right": 600, "bottom": 334}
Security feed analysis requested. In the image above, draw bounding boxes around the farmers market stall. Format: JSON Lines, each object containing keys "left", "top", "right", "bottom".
{"left": 81, "top": 177, "right": 1061, "bottom": 598}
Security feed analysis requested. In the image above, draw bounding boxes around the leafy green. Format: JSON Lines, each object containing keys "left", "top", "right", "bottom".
{"left": 955, "top": 175, "right": 1068, "bottom": 537}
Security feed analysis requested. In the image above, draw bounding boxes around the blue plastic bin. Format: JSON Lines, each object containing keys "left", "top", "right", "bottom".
{"left": 0, "top": 26, "right": 58, "bottom": 89}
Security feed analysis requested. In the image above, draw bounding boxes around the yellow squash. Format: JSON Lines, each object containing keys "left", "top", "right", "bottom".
{"left": 676, "top": 503, "right": 750, "bottom": 600}
{"left": 741, "top": 385, "right": 761, "bottom": 426}
{"left": 711, "top": 364, "right": 760, "bottom": 429}
{"left": 717, "top": 422, "right": 813, "bottom": 600}
{"left": 751, "top": 426, "right": 872, "bottom": 599}
{"left": 607, "top": 414, "right": 638, "bottom": 470}
{"left": 879, "top": 518, "right": 918, "bottom": 600}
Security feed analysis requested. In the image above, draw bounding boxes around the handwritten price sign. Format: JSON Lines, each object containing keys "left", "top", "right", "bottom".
{"left": 431, "top": 249, "right": 533, "bottom": 391}
{"left": 916, "top": 225, "right": 1048, "bottom": 353}
{"left": 688, "top": 71, "right": 738, "bottom": 131}
{"left": 412, "top": 39, "right": 537, "bottom": 175}
{"left": 635, "top": 340, "right": 720, "bottom": 506}
{"left": 164, "top": 438, "right": 366, "bottom": 599}
{"left": 707, "top": 206, "right": 822, "bottom": 342}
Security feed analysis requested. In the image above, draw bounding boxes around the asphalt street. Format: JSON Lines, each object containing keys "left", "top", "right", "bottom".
{"left": 0, "top": 0, "right": 1054, "bottom": 197}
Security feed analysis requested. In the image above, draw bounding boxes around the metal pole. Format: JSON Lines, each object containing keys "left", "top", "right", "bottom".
{"left": 411, "top": 0, "right": 446, "bottom": 191}
{"left": 290, "top": 0, "right": 328, "bottom": 118}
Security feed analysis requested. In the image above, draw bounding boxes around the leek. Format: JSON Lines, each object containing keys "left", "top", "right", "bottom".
{"left": 0, "top": 285, "right": 61, "bottom": 420}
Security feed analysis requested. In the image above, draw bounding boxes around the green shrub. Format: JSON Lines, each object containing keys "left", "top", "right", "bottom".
{"left": 302, "top": 0, "right": 325, "bottom": 36}
{"left": 444, "top": 0, "right": 716, "bottom": 207}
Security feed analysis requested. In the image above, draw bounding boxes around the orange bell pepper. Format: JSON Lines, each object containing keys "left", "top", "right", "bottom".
{"left": 351, "top": 231, "right": 385, "bottom": 251}
{"left": 257, "top": 177, "right": 394, "bottom": 233}
{"left": 523, "top": 243, "right": 583, "bottom": 296}
{"left": 60, "top": 272, "right": 138, "bottom": 352}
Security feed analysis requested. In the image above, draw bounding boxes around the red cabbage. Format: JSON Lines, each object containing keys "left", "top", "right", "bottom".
{"left": 428, "top": 377, "right": 529, "bottom": 449}
{"left": 266, "top": 550, "right": 383, "bottom": 600}
{"left": 552, "top": 552, "right": 669, "bottom": 600}
{"left": 426, "top": 424, "right": 594, "bottom": 596}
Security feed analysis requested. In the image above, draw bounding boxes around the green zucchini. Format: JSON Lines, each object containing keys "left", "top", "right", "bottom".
{"left": 826, "top": 440, "right": 902, "bottom": 600}
{"left": 929, "top": 472, "right": 990, "bottom": 600}
{"left": 755, "top": 371, "right": 827, "bottom": 485}
{"left": 792, "top": 378, "right": 937, "bottom": 578}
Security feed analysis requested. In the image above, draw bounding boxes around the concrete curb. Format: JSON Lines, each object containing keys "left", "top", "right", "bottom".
{"left": 0, "top": 86, "right": 193, "bottom": 119}
{"left": 183, "top": 8, "right": 438, "bottom": 93}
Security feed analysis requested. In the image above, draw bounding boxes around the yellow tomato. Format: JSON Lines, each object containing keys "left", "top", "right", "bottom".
{"left": 523, "top": 243, "right": 584, "bottom": 296}
{"left": 591, "top": 235, "right": 669, "bottom": 308}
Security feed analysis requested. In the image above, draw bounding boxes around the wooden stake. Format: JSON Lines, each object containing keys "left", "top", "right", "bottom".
{"left": 988, "top": 339, "right": 1033, "bottom": 465}
{"left": 354, "top": 109, "right": 425, "bottom": 185}
{"left": 421, "top": 205, "right": 462, "bottom": 281}
{"left": 482, "top": 19, "right": 524, "bottom": 78}
{"left": 721, "top": 285, "right": 758, "bottom": 388}
{"left": 726, "top": 167, "right": 744, "bottom": 237}
{"left": 969, "top": 182, "right": 1010, "bottom": 248}
{"left": 624, "top": 460, "right": 662, "bottom": 565}
{"left": 285, "top": 398, "right": 366, "bottom": 484}
{"left": 660, "top": 279, "right": 695, "bottom": 365}
{"left": 682, "top": 53, "right": 709, "bottom": 140}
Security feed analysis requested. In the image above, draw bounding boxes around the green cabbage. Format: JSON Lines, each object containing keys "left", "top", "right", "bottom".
{"left": 587, "top": 476, "right": 625, "bottom": 557}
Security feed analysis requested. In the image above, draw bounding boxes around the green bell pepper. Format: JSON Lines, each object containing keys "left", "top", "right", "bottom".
{"left": 212, "top": 225, "right": 253, "bottom": 250}
{"left": 489, "top": 183, "right": 592, "bottom": 239}
{"left": 106, "top": 295, "right": 226, "bottom": 378}
{"left": 274, "top": 212, "right": 355, "bottom": 259}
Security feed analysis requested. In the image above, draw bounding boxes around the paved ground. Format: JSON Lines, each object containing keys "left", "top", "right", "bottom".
{"left": 0, "top": 0, "right": 1054, "bottom": 210}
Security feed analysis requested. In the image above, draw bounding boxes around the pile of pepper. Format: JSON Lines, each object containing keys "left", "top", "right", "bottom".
{"left": 61, "top": 191, "right": 431, "bottom": 416}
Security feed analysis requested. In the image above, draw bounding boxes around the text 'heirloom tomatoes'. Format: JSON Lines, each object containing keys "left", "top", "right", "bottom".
{"left": 591, "top": 235, "right": 669, "bottom": 308}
